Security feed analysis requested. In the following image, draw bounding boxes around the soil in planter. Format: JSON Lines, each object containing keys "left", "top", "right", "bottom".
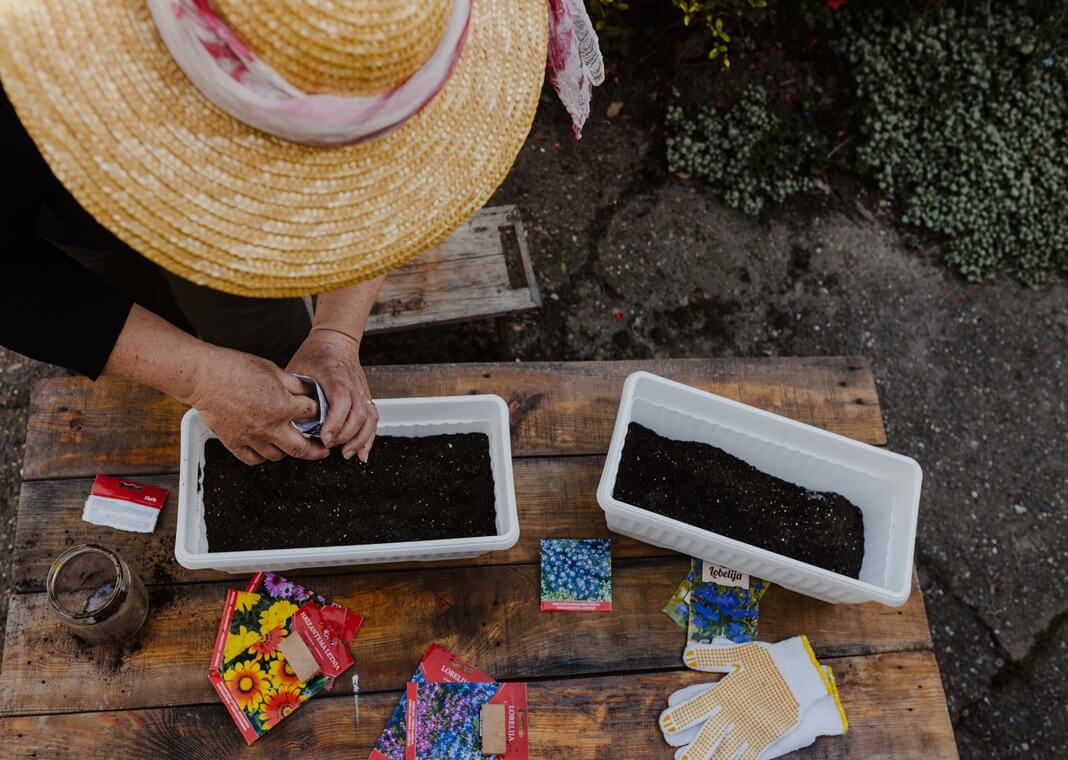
{"left": 613, "top": 423, "right": 865, "bottom": 578}
{"left": 202, "top": 433, "right": 497, "bottom": 552}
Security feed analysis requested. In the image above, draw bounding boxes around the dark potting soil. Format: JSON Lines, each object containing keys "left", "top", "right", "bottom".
{"left": 613, "top": 423, "right": 865, "bottom": 578}
{"left": 202, "top": 433, "right": 497, "bottom": 552}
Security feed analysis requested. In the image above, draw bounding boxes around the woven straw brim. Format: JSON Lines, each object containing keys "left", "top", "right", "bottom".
{"left": 0, "top": 0, "right": 547, "bottom": 297}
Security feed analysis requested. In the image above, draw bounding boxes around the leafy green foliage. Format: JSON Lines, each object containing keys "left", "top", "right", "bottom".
{"left": 836, "top": 5, "right": 1068, "bottom": 283}
{"left": 590, "top": 0, "right": 769, "bottom": 68}
{"left": 666, "top": 85, "right": 819, "bottom": 216}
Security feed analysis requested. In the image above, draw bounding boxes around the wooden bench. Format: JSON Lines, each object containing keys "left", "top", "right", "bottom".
{"left": 0, "top": 358, "right": 958, "bottom": 758}
{"left": 368, "top": 205, "right": 540, "bottom": 340}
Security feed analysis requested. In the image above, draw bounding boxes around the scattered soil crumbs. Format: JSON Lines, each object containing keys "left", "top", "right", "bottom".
{"left": 613, "top": 423, "right": 865, "bottom": 577}
{"left": 202, "top": 433, "right": 497, "bottom": 552}
{"left": 67, "top": 628, "right": 147, "bottom": 675}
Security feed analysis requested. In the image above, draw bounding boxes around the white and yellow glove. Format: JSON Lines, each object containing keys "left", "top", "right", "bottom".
{"left": 659, "top": 637, "right": 847, "bottom": 760}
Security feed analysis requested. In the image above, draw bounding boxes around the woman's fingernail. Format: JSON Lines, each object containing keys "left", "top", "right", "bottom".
{"left": 358, "top": 447, "right": 369, "bottom": 463}
{"left": 342, "top": 449, "right": 353, "bottom": 460}
{"left": 322, "top": 433, "right": 334, "bottom": 445}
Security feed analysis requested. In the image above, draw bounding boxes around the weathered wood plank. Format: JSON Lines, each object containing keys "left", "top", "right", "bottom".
{"left": 22, "top": 357, "right": 885, "bottom": 479}
{"left": 12, "top": 458, "right": 658, "bottom": 590}
{"left": 0, "top": 558, "right": 930, "bottom": 716}
{"left": 0, "top": 651, "right": 958, "bottom": 759}
{"left": 366, "top": 205, "right": 539, "bottom": 334}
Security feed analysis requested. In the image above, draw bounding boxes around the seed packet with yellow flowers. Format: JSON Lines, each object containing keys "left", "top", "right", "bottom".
{"left": 208, "top": 572, "right": 363, "bottom": 744}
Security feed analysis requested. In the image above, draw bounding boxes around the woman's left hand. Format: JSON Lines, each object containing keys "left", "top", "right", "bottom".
{"left": 286, "top": 327, "right": 378, "bottom": 461}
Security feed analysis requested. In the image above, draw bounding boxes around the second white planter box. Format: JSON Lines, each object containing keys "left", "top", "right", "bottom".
{"left": 176, "top": 394, "right": 519, "bottom": 574}
{"left": 597, "top": 372, "right": 922, "bottom": 606}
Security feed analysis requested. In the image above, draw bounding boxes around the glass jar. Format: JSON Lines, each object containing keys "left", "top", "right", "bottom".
{"left": 46, "top": 544, "right": 149, "bottom": 646}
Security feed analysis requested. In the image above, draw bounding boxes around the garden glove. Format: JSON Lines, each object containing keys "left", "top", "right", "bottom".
{"left": 659, "top": 636, "right": 845, "bottom": 760}
{"left": 662, "top": 665, "right": 847, "bottom": 759}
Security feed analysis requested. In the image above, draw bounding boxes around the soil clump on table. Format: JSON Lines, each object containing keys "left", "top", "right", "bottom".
{"left": 613, "top": 422, "right": 865, "bottom": 577}
{"left": 203, "top": 433, "right": 496, "bottom": 552}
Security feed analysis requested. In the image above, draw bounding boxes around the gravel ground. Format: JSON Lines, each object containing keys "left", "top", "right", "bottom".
{"left": 1, "top": 92, "right": 1065, "bottom": 757}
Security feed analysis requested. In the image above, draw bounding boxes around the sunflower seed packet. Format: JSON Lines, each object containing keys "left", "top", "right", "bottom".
{"left": 539, "top": 538, "right": 612, "bottom": 612}
{"left": 208, "top": 572, "right": 363, "bottom": 744}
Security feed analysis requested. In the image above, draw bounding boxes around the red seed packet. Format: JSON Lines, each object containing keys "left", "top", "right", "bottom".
{"left": 208, "top": 572, "right": 363, "bottom": 744}
{"left": 370, "top": 644, "right": 497, "bottom": 760}
{"left": 405, "top": 681, "right": 529, "bottom": 760}
{"left": 82, "top": 475, "right": 169, "bottom": 533}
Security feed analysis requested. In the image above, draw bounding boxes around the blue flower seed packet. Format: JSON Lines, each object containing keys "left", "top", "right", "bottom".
{"left": 540, "top": 538, "right": 612, "bottom": 612}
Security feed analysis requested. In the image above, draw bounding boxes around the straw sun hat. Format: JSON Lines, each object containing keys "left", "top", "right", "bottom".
{"left": 0, "top": 0, "right": 567, "bottom": 297}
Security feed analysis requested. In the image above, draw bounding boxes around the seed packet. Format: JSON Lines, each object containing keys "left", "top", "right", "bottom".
{"left": 686, "top": 560, "right": 769, "bottom": 644}
{"left": 292, "top": 374, "right": 329, "bottom": 437}
{"left": 663, "top": 560, "right": 771, "bottom": 643}
{"left": 405, "top": 681, "right": 528, "bottom": 760}
{"left": 370, "top": 644, "right": 495, "bottom": 760}
{"left": 539, "top": 538, "right": 612, "bottom": 612}
{"left": 662, "top": 560, "right": 702, "bottom": 629}
{"left": 208, "top": 572, "right": 363, "bottom": 744}
{"left": 82, "top": 474, "right": 169, "bottom": 533}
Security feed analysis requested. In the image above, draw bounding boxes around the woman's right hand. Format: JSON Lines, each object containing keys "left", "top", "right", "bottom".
{"left": 182, "top": 345, "right": 331, "bottom": 465}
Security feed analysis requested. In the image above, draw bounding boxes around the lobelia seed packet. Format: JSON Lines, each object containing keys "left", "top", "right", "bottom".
{"left": 539, "top": 538, "right": 612, "bottom": 611}
{"left": 663, "top": 559, "right": 770, "bottom": 643}
{"left": 405, "top": 681, "right": 528, "bottom": 760}
{"left": 370, "top": 644, "right": 496, "bottom": 760}
{"left": 208, "top": 572, "right": 363, "bottom": 744}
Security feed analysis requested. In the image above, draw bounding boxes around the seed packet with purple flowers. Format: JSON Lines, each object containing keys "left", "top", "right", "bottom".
{"left": 208, "top": 572, "right": 363, "bottom": 744}
{"left": 405, "top": 681, "right": 528, "bottom": 760}
{"left": 370, "top": 643, "right": 495, "bottom": 760}
{"left": 539, "top": 538, "right": 612, "bottom": 612}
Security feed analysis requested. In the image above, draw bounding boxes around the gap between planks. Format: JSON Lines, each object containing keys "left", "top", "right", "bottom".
{"left": 21, "top": 357, "right": 887, "bottom": 480}
{"left": 0, "top": 652, "right": 959, "bottom": 760}
{"left": 0, "top": 557, "right": 932, "bottom": 717}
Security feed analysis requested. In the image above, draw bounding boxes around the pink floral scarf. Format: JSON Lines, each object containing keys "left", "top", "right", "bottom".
{"left": 148, "top": 0, "right": 603, "bottom": 146}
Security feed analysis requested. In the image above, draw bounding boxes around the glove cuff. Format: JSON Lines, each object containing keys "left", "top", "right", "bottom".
{"left": 768, "top": 636, "right": 832, "bottom": 709}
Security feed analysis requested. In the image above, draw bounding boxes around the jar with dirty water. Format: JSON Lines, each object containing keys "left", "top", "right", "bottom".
{"left": 46, "top": 544, "right": 148, "bottom": 646}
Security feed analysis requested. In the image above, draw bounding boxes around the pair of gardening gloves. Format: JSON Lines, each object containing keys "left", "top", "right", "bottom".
{"left": 659, "top": 636, "right": 848, "bottom": 760}
{"left": 660, "top": 561, "right": 847, "bottom": 758}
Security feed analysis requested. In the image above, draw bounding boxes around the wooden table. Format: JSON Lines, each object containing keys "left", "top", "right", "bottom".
{"left": 0, "top": 358, "right": 958, "bottom": 758}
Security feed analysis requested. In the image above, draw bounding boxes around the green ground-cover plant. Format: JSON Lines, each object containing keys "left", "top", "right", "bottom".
{"left": 836, "top": 4, "right": 1067, "bottom": 283}
{"left": 666, "top": 85, "right": 820, "bottom": 216}
{"left": 590, "top": 0, "right": 770, "bottom": 68}
{"left": 661, "top": 1, "right": 1066, "bottom": 283}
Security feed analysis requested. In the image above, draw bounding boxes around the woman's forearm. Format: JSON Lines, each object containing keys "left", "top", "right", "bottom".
{"left": 311, "top": 276, "right": 386, "bottom": 343}
{"left": 101, "top": 304, "right": 329, "bottom": 465}
{"left": 101, "top": 304, "right": 212, "bottom": 404}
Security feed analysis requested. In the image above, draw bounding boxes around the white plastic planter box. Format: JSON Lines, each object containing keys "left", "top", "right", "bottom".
{"left": 176, "top": 395, "right": 519, "bottom": 573}
{"left": 597, "top": 372, "right": 922, "bottom": 606}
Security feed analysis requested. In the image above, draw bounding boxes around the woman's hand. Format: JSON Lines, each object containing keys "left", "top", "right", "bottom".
{"left": 184, "top": 345, "right": 331, "bottom": 465}
{"left": 102, "top": 305, "right": 331, "bottom": 466}
{"left": 286, "top": 327, "right": 378, "bottom": 461}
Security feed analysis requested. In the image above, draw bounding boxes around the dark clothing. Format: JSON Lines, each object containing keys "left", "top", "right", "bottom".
{"left": 1, "top": 90, "right": 134, "bottom": 378}
{"left": 1, "top": 87, "right": 310, "bottom": 375}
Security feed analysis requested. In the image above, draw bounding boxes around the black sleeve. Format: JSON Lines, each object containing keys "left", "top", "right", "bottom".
{"left": 1, "top": 86, "right": 133, "bottom": 379}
